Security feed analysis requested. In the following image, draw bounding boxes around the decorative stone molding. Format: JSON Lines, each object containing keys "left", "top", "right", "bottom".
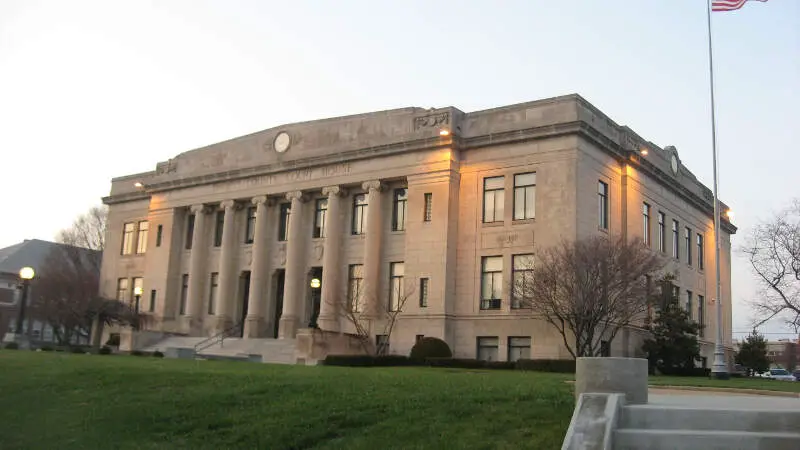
{"left": 321, "top": 185, "right": 348, "bottom": 197}
{"left": 190, "top": 204, "right": 209, "bottom": 214}
{"left": 220, "top": 199, "right": 239, "bottom": 210}
{"left": 361, "top": 180, "right": 384, "bottom": 192}
{"left": 251, "top": 195, "right": 268, "bottom": 205}
{"left": 285, "top": 190, "right": 306, "bottom": 202}
{"left": 413, "top": 112, "right": 449, "bottom": 130}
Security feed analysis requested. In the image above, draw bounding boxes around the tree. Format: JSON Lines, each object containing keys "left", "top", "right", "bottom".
{"left": 513, "top": 235, "right": 666, "bottom": 358}
{"left": 331, "top": 285, "right": 414, "bottom": 356}
{"left": 55, "top": 205, "right": 107, "bottom": 252}
{"left": 642, "top": 281, "right": 702, "bottom": 374}
{"left": 741, "top": 200, "right": 800, "bottom": 331}
{"left": 735, "top": 330, "right": 770, "bottom": 376}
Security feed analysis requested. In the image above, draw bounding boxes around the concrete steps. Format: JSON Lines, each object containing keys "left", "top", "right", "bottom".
{"left": 141, "top": 336, "right": 298, "bottom": 364}
{"left": 614, "top": 404, "right": 800, "bottom": 450}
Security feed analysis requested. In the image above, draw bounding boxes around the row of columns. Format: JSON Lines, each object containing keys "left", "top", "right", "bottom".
{"left": 182, "top": 181, "right": 386, "bottom": 339}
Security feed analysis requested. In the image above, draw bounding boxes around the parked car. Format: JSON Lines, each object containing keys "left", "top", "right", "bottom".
{"left": 759, "top": 368, "right": 797, "bottom": 381}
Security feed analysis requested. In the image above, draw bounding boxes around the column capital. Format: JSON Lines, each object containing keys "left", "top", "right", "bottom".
{"left": 251, "top": 195, "right": 268, "bottom": 205}
{"left": 362, "top": 180, "right": 385, "bottom": 192}
{"left": 322, "top": 186, "right": 348, "bottom": 197}
{"left": 286, "top": 191, "right": 306, "bottom": 202}
{"left": 220, "top": 199, "right": 240, "bottom": 210}
{"left": 190, "top": 204, "right": 210, "bottom": 214}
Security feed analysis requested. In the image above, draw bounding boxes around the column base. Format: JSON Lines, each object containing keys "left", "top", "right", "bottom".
{"left": 211, "top": 315, "right": 234, "bottom": 335}
{"left": 278, "top": 315, "right": 299, "bottom": 339}
{"left": 242, "top": 316, "right": 266, "bottom": 338}
{"left": 181, "top": 316, "right": 204, "bottom": 337}
{"left": 315, "top": 314, "right": 339, "bottom": 333}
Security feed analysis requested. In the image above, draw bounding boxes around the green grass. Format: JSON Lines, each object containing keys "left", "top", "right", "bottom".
{"left": 0, "top": 351, "right": 574, "bottom": 450}
{"left": 649, "top": 375, "right": 800, "bottom": 393}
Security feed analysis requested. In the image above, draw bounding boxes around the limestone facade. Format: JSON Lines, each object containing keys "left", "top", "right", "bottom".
{"left": 100, "top": 94, "right": 736, "bottom": 362}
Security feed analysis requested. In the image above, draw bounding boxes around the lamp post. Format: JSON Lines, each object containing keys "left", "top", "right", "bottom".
{"left": 133, "top": 286, "right": 142, "bottom": 331}
{"left": 10, "top": 267, "right": 35, "bottom": 348}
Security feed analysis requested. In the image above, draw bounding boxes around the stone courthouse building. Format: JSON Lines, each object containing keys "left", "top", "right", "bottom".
{"left": 100, "top": 94, "right": 735, "bottom": 364}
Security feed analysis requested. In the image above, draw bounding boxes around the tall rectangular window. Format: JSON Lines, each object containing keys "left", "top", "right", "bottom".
{"left": 116, "top": 278, "right": 129, "bottom": 302}
{"left": 512, "top": 254, "right": 534, "bottom": 309}
{"left": 121, "top": 222, "right": 135, "bottom": 255}
{"left": 419, "top": 277, "right": 429, "bottom": 307}
{"left": 642, "top": 203, "right": 651, "bottom": 246}
{"left": 245, "top": 207, "right": 256, "bottom": 243}
{"left": 347, "top": 264, "right": 364, "bottom": 312}
{"left": 149, "top": 289, "right": 156, "bottom": 313}
{"left": 598, "top": 181, "right": 609, "bottom": 229}
{"left": 477, "top": 337, "right": 499, "bottom": 361}
{"left": 513, "top": 173, "right": 536, "bottom": 220}
{"left": 658, "top": 212, "right": 666, "bottom": 253}
{"left": 685, "top": 227, "right": 693, "bottom": 265}
{"left": 392, "top": 188, "right": 408, "bottom": 231}
{"left": 697, "top": 233, "right": 704, "bottom": 270}
{"left": 185, "top": 214, "right": 195, "bottom": 250}
{"left": 483, "top": 176, "right": 504, "bottom": 223}
{"left": 389, "top": 262, "right": 405, "bottom": 311}
{"left": 179, "top": 274, "right": 189, "bottom": 315}
{"left": 686, "top": 290, "right": 693, "bottom": 318}
{"left": 352, "top": 194, "right": 368, "bottom": 235}
{"left": 132, "top": 277, "right": 143, "bottom": 309}
{"left": 480, "top": 256, "right": 503, "bottom": 310}
{"left": 698, "top": 295, "right": 705, "bottom": 337}
{"left": 313, "top": 199, "right": 328, "bottom": 238}
{"left": 278, "top": 203, "right": 291, "bottom": 241}
{"left": 423, "top": 193, "right": 433, "bottom": 222}
{"left": 156, "top": 224, "right": 163, "bottom": 247}
{"left": 207, "top": 273, "right": 219, "bottom": 315}
{"left": 508, "top": 337, "right": 531, "bottom": 362}
{"left": 214, "top": 210, "right": 224, "bottom": 247}
{"left": 136, "top": 221, "right": 149, "bottom": 254}
{"left": 672, "top": 220, "right": 680, "bottom": 259}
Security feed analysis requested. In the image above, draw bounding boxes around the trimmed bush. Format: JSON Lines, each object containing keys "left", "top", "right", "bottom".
{"left": 40, "top": 345, "right": 54, "bottom": 352}
{"left": 105, "top": 334, "right": 121, "bottom": 347}
{"left": 483, "top": 361, "right": 516, "bottom": 370}
{"left": 69, "top": 346, "right": 86, "bottom": 354}
{"left": 131, "top": 350, "right": 145, "bottom": 357}
{"left": 152, "top": 351, "right": 164, "bottom": 358}
{"left": 4, "top": 342, "right": 19, "bottom": 350}
{"left": 409, "top": 337, "right": 452, "bottom": 361}
{"left": 515, "top": 359, "right": 576, "bottom": 373}
{"left": 98, "top": 346, "right": 112, "bottom": 355}
{"left": 425, "top": 358, "right": 488, "bottom": 369}
{"left": 657, "top": 366, "right": 711, "bottom": 377}
{"left": 323, "top": 354, "right": 412, "bottom": 367}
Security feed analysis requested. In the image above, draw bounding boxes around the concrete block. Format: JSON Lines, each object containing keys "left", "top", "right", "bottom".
{"left": 613, "top": 429, "right": 800, "bottom": 450}
{"left": 561, "top": 393, "right": 624, "bottom": 450}
{"left": 575, "top": 357, "right": 648, "bottom": 404}
{"left": 165, "top": 347, "right": 196, "bottom": 359}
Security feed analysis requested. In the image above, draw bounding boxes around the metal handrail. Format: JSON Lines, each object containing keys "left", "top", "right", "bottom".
{"left": 194, "top": 321, "right": 243, "bottom": 353}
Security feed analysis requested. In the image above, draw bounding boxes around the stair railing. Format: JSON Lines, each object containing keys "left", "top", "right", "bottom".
{"left": 193, "top": 321, "right": 243, "bottom": 353}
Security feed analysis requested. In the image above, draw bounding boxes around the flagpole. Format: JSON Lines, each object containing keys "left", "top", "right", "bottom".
{"left": 706, "top": 0, "right": 728, "bottom": 379}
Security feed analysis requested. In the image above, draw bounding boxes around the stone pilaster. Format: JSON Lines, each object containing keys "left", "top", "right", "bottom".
{"left": 213, "top": 199, "right": 240, "bottom": 333}
{"left": 244, "top": 196, "right": 271, "bottom": 338}
{"left": 278, "top": 190, "right": 306, "bottom": 339}
{"left": 317, "top": 186, "right": 347, "bottom": 332}
{"left": 361, "top": 180, "right": 385, "bottom": 317}
{"left": 184, "top": 204, "right": 209, "bottom": 335}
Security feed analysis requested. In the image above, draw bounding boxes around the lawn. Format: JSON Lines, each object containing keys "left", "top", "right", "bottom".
{"left": 649, "top": 375, "right": 800, "bottom": 393}
{"left": 0, "top": 351, "right": 574, "bottom": 450}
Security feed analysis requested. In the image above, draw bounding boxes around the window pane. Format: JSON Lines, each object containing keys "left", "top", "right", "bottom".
{"left": 515, "top": 172, "right": 535, "bottom": 186}
{"left": 495, "top": 191, "right": 504, "bottom": 220}
{"left": 513, "top": 254, "right": 533, "bottom": 269}
{"left": 483, "top": 256, "right": 502, "bottom": 272}
{"left": 514, "top": 189, "right": 525, "bottom": 219}
{"left": 484, "top": 191, "right": 494, "bottom": 221}
{"left": 491, "top": 273, "right": 503, "bottom": 299}
{"left": 485, "top": 176, "right": 504, "bottom": 190}
{"left": 524, "top": 186, "right": 535, "bottom": 219}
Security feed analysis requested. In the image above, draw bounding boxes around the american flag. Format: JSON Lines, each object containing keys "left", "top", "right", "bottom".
{"left": 712, "top": 0, "right": 768, "bottom": 12}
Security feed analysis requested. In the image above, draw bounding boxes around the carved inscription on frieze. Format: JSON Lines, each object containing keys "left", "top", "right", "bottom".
{"left": 212, "top": 162, "right": 353, "bottom": 192}
{"left": 414, "top": 112, "right": 450, "bottom": 130}
{"left": 481, "top": 229, "right": 534, "bottom": 249}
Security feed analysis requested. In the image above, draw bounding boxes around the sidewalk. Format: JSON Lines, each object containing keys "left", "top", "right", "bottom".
{"left": 649, "top": 389, "right": 800, "bottom": 410}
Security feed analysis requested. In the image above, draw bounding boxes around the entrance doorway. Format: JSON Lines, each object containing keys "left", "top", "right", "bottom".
{"left": 272, "top": 269, "right": 285, "bottom": 338}
{"left": 237, "top": 271, "right": 251, "bottom": 338}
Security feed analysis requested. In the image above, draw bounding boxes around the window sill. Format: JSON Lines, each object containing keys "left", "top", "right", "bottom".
{"left": 512, "top": 218, "right": 535, "bottom": 225}
{"left": 481, "top": 221, "right": 504, "bottom": 228}
{"left": 389, "top": 230, "right": 406, "bottom": 235}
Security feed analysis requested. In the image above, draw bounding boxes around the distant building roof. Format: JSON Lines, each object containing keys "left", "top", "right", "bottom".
{"left": 0, "top": 239, "right": 100, "bottom": 278}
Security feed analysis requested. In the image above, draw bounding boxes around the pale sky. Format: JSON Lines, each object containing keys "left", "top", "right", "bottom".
{"left": 1, "top": 0, "right": 798, "bottom": 338}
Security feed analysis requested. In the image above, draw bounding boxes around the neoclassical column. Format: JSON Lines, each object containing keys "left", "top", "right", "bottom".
{"left": 317, "top": 186, "right": 347, "bottom": 332}
{"left": 278, "top": 190, "right": 306, "bottom": 338}
{"left": 185, "top": 204, "right": 209, "bottom": 335}
{"left": 362, "top": 180, "right": 385, "bottom": 317}
{"left": 244, "top": 196, "right": 271, "bottom": 338}
{"left": 213, "top": 199, "right": 240, "bottom": 333}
